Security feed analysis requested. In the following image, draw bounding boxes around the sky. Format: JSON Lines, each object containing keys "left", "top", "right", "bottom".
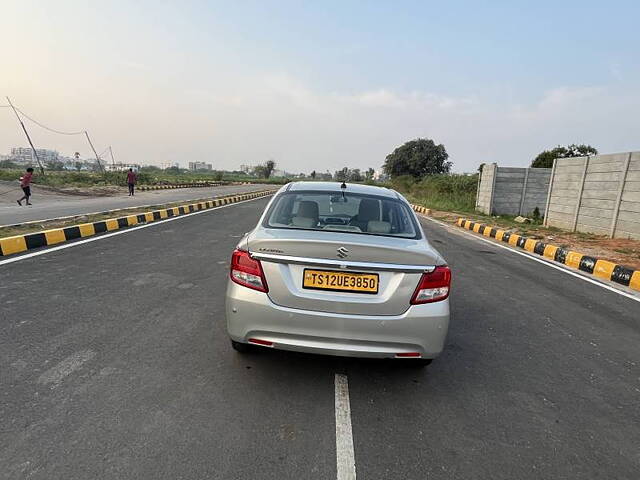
{"left": 1, "top": 0, "right": 639, "bottom": 173}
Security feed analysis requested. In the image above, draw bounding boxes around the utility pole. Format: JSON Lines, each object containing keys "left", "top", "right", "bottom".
{"left": 84, "top": 131, "right": 104, "bottom": 173}
{"left": 6, "top": 96, "right": 46, "bottom": 176}
{"left": 108, "top": 146, "right": 116, "bottom": 168}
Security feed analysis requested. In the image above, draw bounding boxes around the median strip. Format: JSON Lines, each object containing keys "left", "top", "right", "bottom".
{"left": 454, "top": 217, "right": 640, "bottom": 292}
{"left": 0, "top": 190, "right": 276, "bottom": 257}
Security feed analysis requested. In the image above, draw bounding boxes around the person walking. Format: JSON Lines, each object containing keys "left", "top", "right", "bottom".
{"left": 17, "top": 167, "right": 34, "bottom": 206}
{"left": 127, "top": 168, "right": 137, "bottom": 196}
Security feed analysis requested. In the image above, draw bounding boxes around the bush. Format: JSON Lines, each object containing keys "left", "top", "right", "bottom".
{"left": 392, "top": 174, "right": 478, "bottom": 213}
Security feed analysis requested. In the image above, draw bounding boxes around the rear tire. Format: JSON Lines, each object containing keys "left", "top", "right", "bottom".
{"left": 231, "top": 340, "right": 251, "bottom": 353}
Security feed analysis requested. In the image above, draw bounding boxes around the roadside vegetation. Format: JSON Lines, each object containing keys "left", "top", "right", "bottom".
{"left": 390, "top": 174, "right": 478, "bottom": 213}
{"left": 0, "top": 168, "right": 288, "bottom": 189}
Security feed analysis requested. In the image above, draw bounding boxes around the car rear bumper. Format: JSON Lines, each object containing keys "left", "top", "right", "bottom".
{"left": 225, "top": 281, "right": 450, "bottom": 359}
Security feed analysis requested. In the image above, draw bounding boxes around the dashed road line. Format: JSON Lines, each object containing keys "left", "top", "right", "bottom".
{"left": 335, "top": 373, "right": 356, "bottom": 480}
{"left": 37, "top": 349, "right": 96, "bottom": 388}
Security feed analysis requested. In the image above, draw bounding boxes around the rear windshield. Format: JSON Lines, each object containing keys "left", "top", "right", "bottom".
{"left": 263, "top": 191, "right": 420, "bottom": 239}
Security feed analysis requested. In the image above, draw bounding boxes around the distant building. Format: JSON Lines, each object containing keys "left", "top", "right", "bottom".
{"left": 57, "top": 156, "right": 93, "bottom": 171}
{"left": 105, "top": 163, "right": 141, "bottom": 172}
{"left": 10, "top": 147, "right": 59, "bottom": 166}
{"left": 159, "top": 161, "right": 180, "bottom": 169}
{"left": 188, "top": 161, "right": 213, "bottom": 171}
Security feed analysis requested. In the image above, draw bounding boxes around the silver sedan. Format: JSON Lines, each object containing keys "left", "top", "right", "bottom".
{"left": 225, "top": 182, "right": 450, "bottom": 366}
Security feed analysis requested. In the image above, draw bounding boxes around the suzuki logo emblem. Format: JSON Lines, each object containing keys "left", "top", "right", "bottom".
{"left": 336, "top": 247, "right": 349, "bottom": 258}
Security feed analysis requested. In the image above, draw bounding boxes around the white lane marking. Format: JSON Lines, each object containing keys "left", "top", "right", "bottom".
{"left": 0, "top": 196, "right": 271, "bottom": 266}
{"left": 335, "top": 373, "right": 356, "bottom": 480}
{"left": 37, "top": 349, "right": 96, "bottom": 388}
{"left": 422, "top": 215, "right": 640, "bottom": 304}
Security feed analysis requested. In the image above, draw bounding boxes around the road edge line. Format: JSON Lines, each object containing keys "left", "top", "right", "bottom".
{"left": 418, "top": 212, "right": 640, "bottom": 304}
{"left": 0, "top": 195, "right": 273, "bottom": 266}
{"left": 448, "top": 215, "right": 640, "bottom": 292}
{"left": 0, "top": 190, "right": 276, "bottom": 258}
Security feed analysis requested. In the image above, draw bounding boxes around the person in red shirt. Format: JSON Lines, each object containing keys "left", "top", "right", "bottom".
{"left": 127, "top": 168, "right": 137, "bottom": 196}
{"left": 17, "top": 167, "right": 34, "bottom": 206}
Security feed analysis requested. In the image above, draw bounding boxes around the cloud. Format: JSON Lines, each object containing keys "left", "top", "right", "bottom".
{"left": 2, "top": 70, "right": 637, "bottom": 174}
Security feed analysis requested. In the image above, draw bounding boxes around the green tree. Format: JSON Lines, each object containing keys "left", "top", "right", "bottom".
{"left": 253, "top": 165, "right": 266, "bottom": 178}
{"left": 383, "top": 138, "right": 451, "bottom": 179}
{"left": 531, "top": 144, "right": 598, "bottom": 168}
{"left": 265, "top": 160, "right": 276, "bottom": 178}
{"left": 0, "top": 160, "right": 19, "bottom": 169}
{"left": 349, "top": 169, "right": 362, "bottom": 182}
{"left": 310, "top": 170, "right": 316, "bottom": 179}
{"left": 365, "top": 168, "right": 375, "bottom": 181}
{"left": 46, "top": 160, "right": 65, "bottom": 171}
{"left": 334, "top": 167, "right": 349, "bottom": 181}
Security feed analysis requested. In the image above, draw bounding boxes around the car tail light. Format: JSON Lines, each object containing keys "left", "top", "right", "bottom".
{"left": 230, "top": 249, "right": 268, "bottom": 292}
{"left": 411, "top": 266, "right": 451, "bottom": 304}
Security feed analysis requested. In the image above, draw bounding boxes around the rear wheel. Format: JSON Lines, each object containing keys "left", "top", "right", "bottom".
{"left": 231, "top": 340, "right": 251, "bottom": 353}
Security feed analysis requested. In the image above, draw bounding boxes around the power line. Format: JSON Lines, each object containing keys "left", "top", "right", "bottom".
{"left": 4, "top": 99, "right": 108, "bottom": 174}
{"left": 14, "top": 106, "right": 85, "bottom": 135}
{"left": 97, "top": 146, "right": 110, "bottom": 158}
{"left": 6, "top": 96, "right": 46, "bottom": 176}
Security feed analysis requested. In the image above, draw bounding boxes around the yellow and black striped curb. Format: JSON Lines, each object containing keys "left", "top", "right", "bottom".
{"left": 138, "top": 182, "right": 225, "bottom": 191}
{"left": 455, "top": 218, "right": 640, "bottom": 292}
{"left": 0, "top": 190, "right": 276, "bottom": 257}
{"left": 411, "top": 205, "right": 432, "bottom": 215}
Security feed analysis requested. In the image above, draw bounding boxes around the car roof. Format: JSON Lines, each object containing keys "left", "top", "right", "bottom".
{"left": 286, "top": 181, "right": 399, "bottom": 199}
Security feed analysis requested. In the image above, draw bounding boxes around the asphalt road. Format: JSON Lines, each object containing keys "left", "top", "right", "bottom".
{"left": 0, "top": 183, "right": 272, "bottom": 225}
{"left": 1, "top": 197, "right": 638, "bottom": 479}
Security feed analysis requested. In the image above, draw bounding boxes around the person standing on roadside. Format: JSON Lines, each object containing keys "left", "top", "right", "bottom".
{"left": 17, "top": 167, "right": 34, "bottom": 206}
{"left": 127, "top": 168, "right": 137, "bottom": 196}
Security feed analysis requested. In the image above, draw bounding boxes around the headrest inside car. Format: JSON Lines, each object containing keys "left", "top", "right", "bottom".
{"left": 291, "top": 216, "right": 317, "bottom": 228}
{"left": 367, "top": 220, "right": 391, "bottom": 234}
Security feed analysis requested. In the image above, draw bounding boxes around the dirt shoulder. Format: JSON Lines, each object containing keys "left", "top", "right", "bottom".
{"left": 36, "top": 183, "right": 124, "bottom": 196}
{"left": 0, "top": 179, "right": 123, "bottom": 200}
{"left": 429, "top": 209, "right": 640, "bottom": 271}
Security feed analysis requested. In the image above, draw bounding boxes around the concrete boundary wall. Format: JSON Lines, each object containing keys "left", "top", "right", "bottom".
{"left": 544, "top": 152, "right": 640, "bottom": 240}
{"left": 475, "top": 164, "right": 551, "bottom": 216}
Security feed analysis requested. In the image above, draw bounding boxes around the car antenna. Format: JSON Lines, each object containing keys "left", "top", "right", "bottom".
{"left": 340, "top": 181, "right": 347, "bottom": 200}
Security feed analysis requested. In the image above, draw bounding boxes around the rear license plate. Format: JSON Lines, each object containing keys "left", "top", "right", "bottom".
{"left": 303, "top": 269, "right": 379, "bottom": 294}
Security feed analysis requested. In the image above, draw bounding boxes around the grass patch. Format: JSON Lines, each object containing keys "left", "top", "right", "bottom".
{"left": 0, "top": 168, "right": 289, "bottom": 189}
{"left": 389, "top": 174, "right": 478, "bottom": 213}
